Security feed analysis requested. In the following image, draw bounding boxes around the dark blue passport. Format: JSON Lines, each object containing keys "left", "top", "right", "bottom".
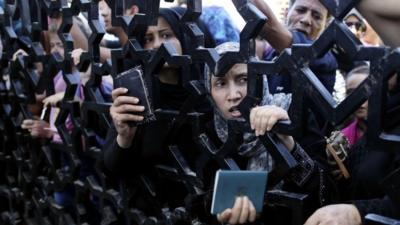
{"left": 211, "top": 170, "right": 268, "bottom": 215}
{"left": 114, "top": 67, "right": 155, "bottom": 125}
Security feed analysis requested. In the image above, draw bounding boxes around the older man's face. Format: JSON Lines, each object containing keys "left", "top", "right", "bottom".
{"left": 287, "top": 0, "right": 328, "bottom": 40}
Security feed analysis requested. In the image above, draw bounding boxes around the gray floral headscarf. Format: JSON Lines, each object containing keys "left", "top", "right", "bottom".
{"left": 206, "top": 42, "right": 292, "bottom": 171}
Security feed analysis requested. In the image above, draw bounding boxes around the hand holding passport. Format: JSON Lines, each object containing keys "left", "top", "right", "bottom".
{"left": 113, "top": 68, "right": 155, "bottom": 126}
{"left": 211, "top": 170, "right": 268, "bottom": 224}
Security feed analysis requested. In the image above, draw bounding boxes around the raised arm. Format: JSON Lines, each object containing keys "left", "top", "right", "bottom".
{"left": 357, "top": 0, "right": 400, "bottom": 47}
{"left": 250, "top": 0, "right": 293, "bottom": 52}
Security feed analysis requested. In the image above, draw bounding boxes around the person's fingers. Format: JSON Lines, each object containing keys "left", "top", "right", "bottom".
{"left": 22, "top": 119, "right": 34, "bottom": 125}
{"left": 249, "top": 107, "right": 258, "bottom": 130}
{"left": 254, "top": 109, "right": 265, "bottom": 136}
{"left": 113, "top": 104, "right": 145, "bottom": 114}
{"left": 12, "top": 49, "right": 28, "bottom": 61}
{"left": 113, "top": 95, "right": 140, "bottom": 107}
{"left": 112, "top": 113, "right": 144, "bottom": 129}
{"left": 118, "top": 114, "right": 144, "bottom": 123}
{"left": 30, "top": 128, "right": 39, "bottom": 137}
{"left": 21, "top": 119, "right": 34, "bottom": 129}
{"left": 229, "top": 197, "right": 243, "bottom": 224}
{"left": 248, "top": 199, "right": 257, "bottom": 222}
{"left": 111, "top": 88, "right": 128, "bottom": 101}
{"left": 217, "top": 209, "right": 232, "bottom": 223}
{"left": 74, "top": 57, "right": 79, "bottom": 65}
{"left": 258, "top": 114, "right": 269, "bottom": 136}
{"left": 266, "top": 115, "right": 278, "bottom": 132}
{"left": 239, "top": 196, "right": 250, "bottom": 224}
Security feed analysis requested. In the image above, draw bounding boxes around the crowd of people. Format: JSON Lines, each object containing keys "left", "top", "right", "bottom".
{"left": 1, "top": 0, "right": 400, "bottom": 224}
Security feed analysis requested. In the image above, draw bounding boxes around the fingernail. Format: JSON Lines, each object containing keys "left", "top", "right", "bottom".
{"left": 123, "top": 88, "right": 128, "bottom": 93}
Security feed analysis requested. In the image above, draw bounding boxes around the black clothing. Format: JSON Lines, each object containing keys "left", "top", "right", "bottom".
{"left": 354, "top": 196, "right": 400, "bottom": 222}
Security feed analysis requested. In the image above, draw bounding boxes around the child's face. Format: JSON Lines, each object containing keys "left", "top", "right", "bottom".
{"left": 346, "top": 73, "right": 368, "bottom": 119}
{"left": 49, "top": 32, "right": 64, "bottom": 58}
{"left": 211, "top": 63, "right": 247, "bottom": 119}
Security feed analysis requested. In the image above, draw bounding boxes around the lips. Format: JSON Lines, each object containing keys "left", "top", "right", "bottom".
{"left": 229, "top": 106, "right": 241, "bottom": 117}
{"left": 293, "top": 27, "right": 310, "bottom": 37}
{"left": 228, "top": 106, "right": 239, "bottom": 112}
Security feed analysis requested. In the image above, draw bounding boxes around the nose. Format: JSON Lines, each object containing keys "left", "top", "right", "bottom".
{"left": 361, "top": 100, "right": 368, "bottom": 108}
{"left": 227, "top": 85, "right": 243, "bottom": 102}
{"left": 300, "top": 11, "right": 312, "bottom": 26}
{"left": 100, "top": 8, "right": 108, "bottom": 18}
{"left": 51, "top": 46, "right": 60, "bottom": 55}
{"left": 151, "top": 36, "right": 162, "bottom": 51}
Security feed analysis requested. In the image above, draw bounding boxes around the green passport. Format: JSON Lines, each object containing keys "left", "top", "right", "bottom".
{"left": 211, "top": 170, "right": 268, "bottom": 215}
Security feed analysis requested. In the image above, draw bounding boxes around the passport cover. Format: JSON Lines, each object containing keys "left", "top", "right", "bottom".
{"left": 211, "top": 170, "right": 268, "bottom": 215}
{"left": 114, "top": 68, "right": 155, "bottom": 125}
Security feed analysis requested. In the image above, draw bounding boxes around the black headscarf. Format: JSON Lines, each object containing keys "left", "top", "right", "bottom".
{"left": 135, "top": 8, "right": 211, "bottom": 112}
{"left": 136, "top": 8, "right": 187, "bottom": 52}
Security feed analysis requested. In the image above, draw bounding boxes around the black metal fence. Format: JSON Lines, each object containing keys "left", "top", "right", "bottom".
{"left": 0, "top": 0, "right": 399, "bottom": 224}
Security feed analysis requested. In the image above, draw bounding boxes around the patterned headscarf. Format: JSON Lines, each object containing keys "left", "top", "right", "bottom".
{"left": 206, "top": 42, "right": 292, "bottom": 171}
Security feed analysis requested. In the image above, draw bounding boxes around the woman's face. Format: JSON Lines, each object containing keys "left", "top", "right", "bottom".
{"left": 346, "top": 73, "right": 368, "bottom": 119}
{"left": 211, "top": 63, "right": 247, "bottom": 119}
{"left": 344, "top": 15, "right": 365, "bottom": 39}
{"left": 99, "top": 0, "right": 113, "bottom": 33}
{"left": 143, "top": 17, "right": 182, "bottom": 55}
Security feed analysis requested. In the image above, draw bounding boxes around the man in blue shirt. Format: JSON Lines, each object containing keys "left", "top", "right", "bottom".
{"left": 252, "top": 0, "right": 337, "bottom": 94}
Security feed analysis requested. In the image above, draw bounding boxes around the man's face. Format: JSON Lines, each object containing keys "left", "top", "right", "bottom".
{"left": 287, "top": 0, "right": 328, "bottom": 40}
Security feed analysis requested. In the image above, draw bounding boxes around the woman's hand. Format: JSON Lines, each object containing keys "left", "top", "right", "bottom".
{"left": 12, "top": 49, "right": 28, "bottom": 61}
{"left": 42, "top": 92, "right": 65, "bottom": 107}
{"left": 304, "top": 204, "right": 362, "bottom": 225}
{"left": 250, "top": 105, "right": 295, "bottom": 150}
{"left": 71, "top": 48, "right": 85, "bottom": 66}
{"left": 21, "top": 119, "right": 54, "bottom": 139}
{"left": 217, "top": 196, "right": 257, "bottom": 225}
{"left": 110, "top": 88, "right": 145, "bottom": 148}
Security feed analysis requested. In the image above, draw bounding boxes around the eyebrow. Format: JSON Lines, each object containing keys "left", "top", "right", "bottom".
{"left": 145, "top": 28, "right": 171, "bottom": 35}
{"left": 158, "top": 28, "right": 172, "bottom": 33}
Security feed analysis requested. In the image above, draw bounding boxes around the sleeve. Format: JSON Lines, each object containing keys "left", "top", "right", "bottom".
{"left": 288, "top": 143, "right": 316, "bottom": 186}
{"left": 102, "top": 125, "right": 137, "bottom": 175}
{"left": 353, "top": 196, "right": 400, "bottom": 222}
{"left": 283, "top": 109, "right": 336, "bottom": 205}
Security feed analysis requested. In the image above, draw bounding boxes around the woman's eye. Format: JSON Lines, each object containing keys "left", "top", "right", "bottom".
{"left": 144, "top": 36, "right": 153, "bottom": 44}
{"left": 215, "top": 80, "right": 225, "bottom": 87}
{"left": 237, "top": 76, "right": 247, "bottom": 84}
{"left": 162, "top": 33, "right": 172, "bottom": 39}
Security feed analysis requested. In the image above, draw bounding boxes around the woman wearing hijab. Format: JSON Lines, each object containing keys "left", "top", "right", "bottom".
{"left": 205, "top": 42, "right": 333, "bottom": 225}
{"left": 102, "top": 8, "right": 213, "bottom": 218}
